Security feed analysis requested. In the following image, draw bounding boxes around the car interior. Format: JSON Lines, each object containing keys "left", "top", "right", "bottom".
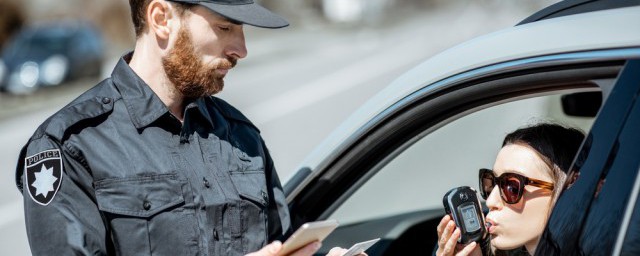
{"left": 322, "top": 90, "right": 601, "bottom": 255}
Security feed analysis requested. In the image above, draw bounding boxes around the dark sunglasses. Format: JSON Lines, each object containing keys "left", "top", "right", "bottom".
{"left": 478, "top": 168, "right": 554, "bottom": 204}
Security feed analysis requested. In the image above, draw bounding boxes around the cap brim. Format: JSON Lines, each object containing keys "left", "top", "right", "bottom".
{"left": 199, "top": 2, "right": 289, "bottom": 29}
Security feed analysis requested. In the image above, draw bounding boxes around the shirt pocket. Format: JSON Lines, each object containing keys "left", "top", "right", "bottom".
{"left": 228, "top": 169, "right": 269, "bottom": 253}
{"left": 95, "top": 173, "right": 198, "bottom": 256}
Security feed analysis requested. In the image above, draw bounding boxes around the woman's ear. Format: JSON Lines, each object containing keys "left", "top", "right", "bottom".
{"left": 147, "top": 0, "right": 174, "bottom": 40}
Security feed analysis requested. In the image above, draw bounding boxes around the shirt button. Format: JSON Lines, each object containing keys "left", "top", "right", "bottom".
{"left": 101, "top": 97, "right": 112, "bottom": 104}
{"left": 143, "top": 201, "right": 151, "bottom": 210}
{"left": 213, "top": 230, "right": 219, "bottom": 241}
{"left": 261, "top": 191, "right": 268, "bottom": 204}
{"left": 203, "top": 178, "right": 211, "bottom": 188}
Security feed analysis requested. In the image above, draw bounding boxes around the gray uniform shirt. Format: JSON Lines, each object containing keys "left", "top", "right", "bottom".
{"left": 15, "top": 54, "right": 291, "bottom": 255}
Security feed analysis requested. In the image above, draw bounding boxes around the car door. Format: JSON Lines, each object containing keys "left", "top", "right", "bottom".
{"left": 536, "top": 59, "right": 640, "bottom": 255}
{"left": 286, "top": 49, "right": 639, "bottom": 255}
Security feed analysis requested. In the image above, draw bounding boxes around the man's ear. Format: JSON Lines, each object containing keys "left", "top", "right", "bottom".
{"left": 147, "top": 0, "right": 175, "bottom": 40}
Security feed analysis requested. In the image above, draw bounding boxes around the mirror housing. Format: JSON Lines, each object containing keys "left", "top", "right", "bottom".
{"left": 562, "top": 92, "right": 602, "bottom": 117}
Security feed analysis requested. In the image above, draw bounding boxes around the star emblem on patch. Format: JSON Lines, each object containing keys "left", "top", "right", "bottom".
{"left": 24, "top": 149, "right": 63, "bottom": 206}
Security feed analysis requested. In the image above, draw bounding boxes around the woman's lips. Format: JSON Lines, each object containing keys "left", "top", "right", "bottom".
{"left": 485, "top": 218, "right": 497, "bottom": 234}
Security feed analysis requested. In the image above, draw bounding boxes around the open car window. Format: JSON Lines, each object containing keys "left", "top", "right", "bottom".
{"left": 318, "top": 89, "right": 600, "bottom": 255}
{"left": 329, "top": 93, "right": 595, "bottom": 225}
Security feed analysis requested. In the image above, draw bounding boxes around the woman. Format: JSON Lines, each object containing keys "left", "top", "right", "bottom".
{"left": 435, "top": 123, "right": 585, "bottom": 256}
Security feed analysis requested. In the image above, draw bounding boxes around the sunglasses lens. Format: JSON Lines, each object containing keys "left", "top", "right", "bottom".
{"left": 501, "top": 175, "right": 522, "bottom": 203}
{"left": 480, "top": 172, "right": 494, "bottom": 199}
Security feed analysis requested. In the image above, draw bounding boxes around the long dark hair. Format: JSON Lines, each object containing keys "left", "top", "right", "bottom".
{"left": 494, "top": 123, "right": 585, "bottom": 256}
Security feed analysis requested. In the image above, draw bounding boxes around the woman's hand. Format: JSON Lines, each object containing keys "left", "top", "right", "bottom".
{"left": 435, "top": 215, "right": 481, "bottom": 256}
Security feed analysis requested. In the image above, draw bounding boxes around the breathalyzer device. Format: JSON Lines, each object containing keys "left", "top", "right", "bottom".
{"left": 442, "top": 186, "right": 487, "bottom": 244}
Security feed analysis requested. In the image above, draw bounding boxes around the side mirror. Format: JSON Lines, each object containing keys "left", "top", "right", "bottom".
{"left": 561, "top": 92, "right": 602, "bottom": 117}
{"left": 284, "top": 167, "right": 313, "bottom": 196}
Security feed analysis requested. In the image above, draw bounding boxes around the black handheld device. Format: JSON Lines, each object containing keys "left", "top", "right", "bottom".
{"left": 442, "top": 186, "right": 487, "bottom": 244}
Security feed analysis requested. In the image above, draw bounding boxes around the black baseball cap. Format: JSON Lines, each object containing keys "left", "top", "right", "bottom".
{"left": 167, "top": 0, "right": 289, "bottom": 28}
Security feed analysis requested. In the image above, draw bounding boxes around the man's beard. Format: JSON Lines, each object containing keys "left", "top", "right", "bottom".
{"left": 162, "top": 26, "right": 236, "bottom": 98}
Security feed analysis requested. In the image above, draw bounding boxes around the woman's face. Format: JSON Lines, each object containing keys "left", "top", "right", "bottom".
{"left": 485, "top": 144, "right": 554, "bottom": 252}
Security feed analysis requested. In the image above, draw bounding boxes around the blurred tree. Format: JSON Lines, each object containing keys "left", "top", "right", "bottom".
{"left": 93, "top": 1, "right": 136, "bottom": 49}
{"left": 0, "top": 0, "right": 25, "bottom": 51}
{"left": 19, "top": 0, "right": 134, "bottom": 52}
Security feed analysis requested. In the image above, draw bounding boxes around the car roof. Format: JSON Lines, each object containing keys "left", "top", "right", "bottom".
{"left": 297, "top": 5, "right": 640, "bottom": 172}
{"left": 518, "top": 0, "right": 640, "bottom": 25}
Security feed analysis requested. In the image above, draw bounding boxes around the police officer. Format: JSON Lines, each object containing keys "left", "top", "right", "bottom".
{"left": 15, "top": 1, "right": 353, "bottom": 255}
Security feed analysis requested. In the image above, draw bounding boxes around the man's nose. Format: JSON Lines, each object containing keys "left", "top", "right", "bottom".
{"left": 226, "top": 29, "right": 247, "bottom": 59}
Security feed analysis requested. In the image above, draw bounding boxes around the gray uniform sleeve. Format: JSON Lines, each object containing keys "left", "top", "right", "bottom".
{"left": 264, "top": 140, "right": 292, "bottom": 241}
{"left": 19, "top": 136, "right": 107, "bottom": 255}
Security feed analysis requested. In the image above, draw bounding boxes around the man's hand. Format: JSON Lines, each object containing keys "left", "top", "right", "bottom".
{"left": 246, "top": 242, "right": 367, "bottom": 256}
{"left": 246, "top": 241, "right": 321, "bottom": 256}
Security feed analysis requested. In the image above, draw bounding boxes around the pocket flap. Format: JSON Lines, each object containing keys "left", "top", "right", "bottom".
{"left": 95, "top": 174, "right": 185, "bottom": 218}
{"left": 230, "top": 170, "right": 267, "bottom": 207}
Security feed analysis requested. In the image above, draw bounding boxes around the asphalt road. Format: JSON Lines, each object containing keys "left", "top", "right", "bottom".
{"left": 0, "top": 2, "right": 546, "bottom": 254}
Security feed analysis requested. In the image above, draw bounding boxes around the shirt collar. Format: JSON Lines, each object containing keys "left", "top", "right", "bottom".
{"left": 111, "top": 52, "right": 215, "bottom": 129}
{"left": 111, "top": 52, "right": 169, "bottom": 129}
{"left": 195, "top": 97, "right": 215, "bottom": 126}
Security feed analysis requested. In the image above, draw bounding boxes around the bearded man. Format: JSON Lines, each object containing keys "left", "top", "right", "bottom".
{"left": 15, "top": 1, "right": 352, "bottom": 255}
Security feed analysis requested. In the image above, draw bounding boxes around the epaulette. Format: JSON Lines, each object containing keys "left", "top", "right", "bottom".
{"left": 210, "top": 96, "right": 260, "bottom": 133}
{"left": 41, "top": 79, "right": 120, "bottom": 141}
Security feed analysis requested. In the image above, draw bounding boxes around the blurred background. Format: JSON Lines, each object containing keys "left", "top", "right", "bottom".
{"left": 0, "top": 0, "right": 557, "bottom": 254}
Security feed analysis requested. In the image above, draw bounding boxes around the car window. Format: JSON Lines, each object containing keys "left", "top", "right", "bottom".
{"left": 329, "top": 93, "right": 594, "bottom": 224}
{"left": 582, "top": 61, "right": 640, "bottom": 255}
{"left": 536, "top": 60, "right": 640, "bottom": 255}
{"left": 580, "top": 91, "right": 640, "bottom": 254}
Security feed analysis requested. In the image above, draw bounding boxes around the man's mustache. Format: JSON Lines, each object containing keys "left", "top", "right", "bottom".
{"left": 215, "top": 58, "right": 237, "bottom": 69}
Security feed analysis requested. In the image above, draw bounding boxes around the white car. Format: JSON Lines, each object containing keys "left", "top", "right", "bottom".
{"left": 284, "top": 1, "right": 640, "bottom": 255}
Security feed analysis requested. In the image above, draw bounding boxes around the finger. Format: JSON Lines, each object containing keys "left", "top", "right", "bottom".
{"left": 326, "top": 247, "right": 348, "bottom": 256}
{"left": 288, "top": 241, "right": 322, "bottom": 256}
{"left": 456, "top": 242, "right": 477, "bottom": 256}
{"left": 439, "top": 221, "right": 455, "bottom": 247}
{"left": 245, "top": 241, "right": 283, "bottom": 256}
{"left": 437, "top": 215, "right": 450, "bottom": 235}
{"left": 443, "top": 228, "right": 461, "bottom": 255}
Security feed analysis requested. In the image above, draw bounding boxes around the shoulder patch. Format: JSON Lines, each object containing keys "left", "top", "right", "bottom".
{"left": 24, "top": 149, "right": 63, "bottom": 206}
